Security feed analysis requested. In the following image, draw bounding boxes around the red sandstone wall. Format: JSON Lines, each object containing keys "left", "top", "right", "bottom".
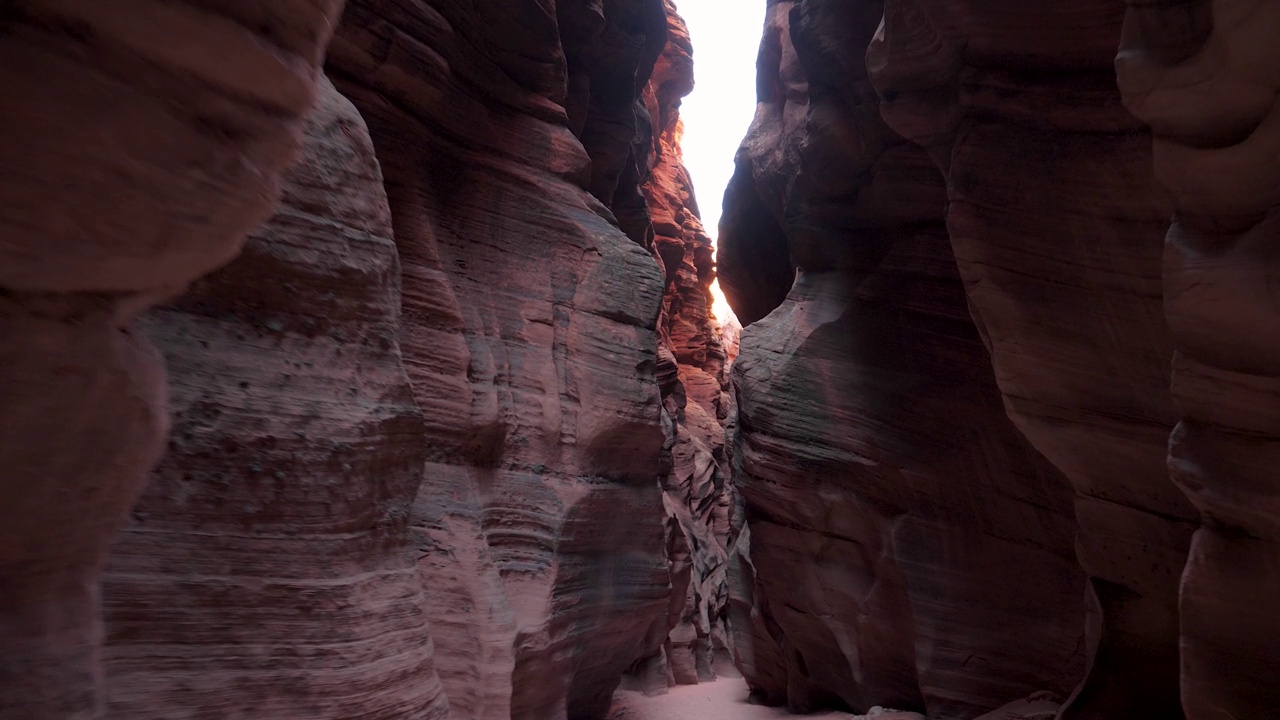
{"left": 722, "top": 0, "right": 1280, "bottom": 718}
{"left": 2, "top": 1, "right": 724, "bottom": 718}
{"left": 721, "top": 2, "right": 1087, "bottom": 716}
{"left": 7, "top": 2, "right": 1277, "bottom": 719}
{"left": 0, "top": 2, "right": 346, "bottom": 715}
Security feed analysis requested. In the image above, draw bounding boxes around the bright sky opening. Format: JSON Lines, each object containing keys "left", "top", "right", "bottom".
{"left": 676, "top": 0, "right": 765, "bottom": 326}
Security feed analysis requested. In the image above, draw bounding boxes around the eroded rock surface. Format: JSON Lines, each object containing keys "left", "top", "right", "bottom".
{"left": 868, "top": 2, "right": 1196, "bottom": 716}
{"left": 100, "top": 79, "right": 451, "bottom": 720}
{"left": 1116, "top": 2, "right": 1280, "bottom": 716}
{"left": 13, "top": 0, "right": 1278, "bottom": 718}
{"left": 721, "top": 1, "right": 1086, "bottom": 716}
{"left": 5, "top": 0, "right": 729, "bottom": 716}
{"left": 725, "top": 0, "right": 1280, "bottom": 718}
{"left": 0, "top": 2, "right": 343, "bottom": 716}
{"left": 327, "top": 0, "right": 675, "bottom": 716}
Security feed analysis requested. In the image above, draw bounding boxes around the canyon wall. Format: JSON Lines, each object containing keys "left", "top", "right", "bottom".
{"left": 722, "top": 0, "right": 1280, "bottom": 718}
{"left": 326, "top": 1, "right": 673, "bottom": 715}
{"left": 9, "top": 1, "right": 1276, "bottom": 719}
{"left": 101, "top": 78, "right": 454, "bottom": 720}
{"left": 1115, "top": 2, "right": 1280, "bottom": 715}
{"left": 3, "top": 0, "right": 728, "bottom": 718}
{"left": 0, "top": 2, "right": 345, "bottom": 716}
{"left": 868, "top": 2, "right": 1194, "bottom": 716}
{"left": 722, "top": 1, "right": 1086, "bottom": 716}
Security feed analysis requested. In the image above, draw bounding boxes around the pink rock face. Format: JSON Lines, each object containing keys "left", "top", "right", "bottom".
{"left": 719, "top": 1, "right": 1086, "bottom": 716}
{"left": 868, "top": 2, "right": 1196, "bottom": 716}
{"left": 99, "top": 79, "right": 451, "bottom": 719}
{"left": 0, "top": 1, "right": 343, "bottom": 716}
{"left": 327, "top": 1, "right": 673, "bottom": 717}
{"left": 1116, "top": 2, "right": 1280, "bottom": 716}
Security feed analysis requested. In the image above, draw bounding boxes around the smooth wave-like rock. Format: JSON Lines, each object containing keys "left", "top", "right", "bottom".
{"left": 10, "top": 1, "right": 1276, "bottom": 718}
{"left": 1117, "top": 1, "right": 1280, "bottom": 716}
{"left": 0, "top": 2, "right": 343, "bottom": 715}
{"left": 726, "top": 0, "right": 1279, "bottom": 718}
{"left": 327, "top": 0, "right": 675, "bottom": 716}
{"left": 721, "top": 1, "right": 1086, "bottom": 716}
{"left": 5, "top": 0, "right": 727, "bottom": 716}
{"left": 868, "top": 2, "right": 1197, "bottom": 716}
{"left": 100, "top": 79, "right": 451, "bottom": 720}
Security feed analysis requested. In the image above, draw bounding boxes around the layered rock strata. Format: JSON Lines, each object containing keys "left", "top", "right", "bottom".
{"left": 0, "top": 1, "right": 343, "bottom": 716}
{"left": 327, "top": 0, "right": 677, "bottom": 717}
{"left": 1116, "top": 2, "right": 1280, "bottom": 716}
{"left": 868, "top": 2, "right": 1197, "bottom": 717}
{"left": 725, "top": 0, "right": 1280, "bottom": 718}
{"left": 100, "top": 79, "right": 452, "bottom": 720}
{"left": 6, "top": 0, "right": 730, "bottom": 718}
{"left": 722, "top": 0, "right": 1091, "bottom": 716}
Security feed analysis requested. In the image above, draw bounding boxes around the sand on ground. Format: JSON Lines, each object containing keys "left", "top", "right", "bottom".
{"left": 607, "top": 678, "right": 856, "bottom": 720}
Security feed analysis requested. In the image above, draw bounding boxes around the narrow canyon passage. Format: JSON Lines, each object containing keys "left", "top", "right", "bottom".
{"left": 2, "top": 1, "right": 1279, "bottom": 720}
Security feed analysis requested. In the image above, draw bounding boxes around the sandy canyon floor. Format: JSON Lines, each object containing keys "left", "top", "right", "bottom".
{"left": 608, "top": 679, "right": 859, "bottom": 720}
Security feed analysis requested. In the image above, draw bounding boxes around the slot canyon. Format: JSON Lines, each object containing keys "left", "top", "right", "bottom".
{"left": 1, "top": 0, "right": 1278, "bottom": 719}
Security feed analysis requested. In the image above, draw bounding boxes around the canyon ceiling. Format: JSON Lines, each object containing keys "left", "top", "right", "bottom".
{"left": 1, "top": 1, "right": 1277, "bottom": 720}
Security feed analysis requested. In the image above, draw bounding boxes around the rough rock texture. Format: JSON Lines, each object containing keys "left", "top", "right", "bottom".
{"left": 868, "top": 2, "right": 1197, "bottom": 717}
{"left": 0, "top": 1, "right": 343, "bottom": 716}
{"left": 720, "top": 1, "right": 1087, "bottom": 716}
{"left": 100, "top": 79, "right": 452, "bottom": 720}
{"left": 1116, "top": 2, "right": 1280, "bottom": 717}
{"left": 326, "top": 0, "right": 675, "bottom": 717}
{"left": 628, "top": 2, "right": 738, "bottom": 690}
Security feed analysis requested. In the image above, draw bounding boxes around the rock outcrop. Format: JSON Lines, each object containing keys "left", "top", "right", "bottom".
{"left": 0, "top": 1, "right": 344, "bottom": 716}
{"left": 724, "top": 0, "right": 1280, "bottom": 718}
{"left": 721, "top": 1, "right": 1086, "bottom": 716}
